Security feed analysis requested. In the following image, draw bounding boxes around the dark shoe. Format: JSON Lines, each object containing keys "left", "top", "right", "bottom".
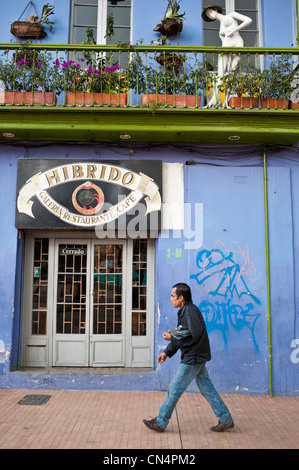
{"left": 210, "top": 421, "right": 234, "bottom": 432}
{"left": 143, "top": 418, "right": 165, "bottom": 432}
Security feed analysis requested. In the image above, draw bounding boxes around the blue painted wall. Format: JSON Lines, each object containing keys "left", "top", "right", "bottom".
{"left": 0, "top": 148, "right": 20, "bottom": 376}
{"left": 0, "top": 0, "right": 294, "bottom": 47}
{"left": 133, "top": 0, "right": 295, "bottom": 48}
{"left": 186, "top": 164, "right": 268, "bottom": 393}
{"left": 133, "top": 0, "right": 203, "bottom": 46}
{"left": 0, "top": 0, "right": 70, "bottom": 44}
{"left": 262, "top": 0, "right": 294, "bottom": 47}
{"left": 0, "top": 1, "right": 298, "bottom": 395}
{"left": 0, "top": 144, "right": 298, "bottom": 396}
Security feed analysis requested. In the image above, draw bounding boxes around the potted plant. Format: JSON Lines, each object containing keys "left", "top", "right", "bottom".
{"left": 65, "top": 28, "right": 127, "bottom": 106}
{"left": 225, "top": 64, "right": 262, "bottom": 109}
{"left": 64, "top": 57, "right": 128, "bottom": 107}
{"left": 259, "top": 55, "right": 297, "bottom": 109}
{"left": 126, "top": 52, "right": 212, "bottom": 108}
{"left": 0, "top": 52, "right": 64, "bottom": 105}
{"left": 153, "top": 0, "right": 186, "bottom": 36}
{"left": 10, "top": 2, "right": 55, "bottom": 39}
{"left": 224, "top": 55, "right": 299, "bottom": 110}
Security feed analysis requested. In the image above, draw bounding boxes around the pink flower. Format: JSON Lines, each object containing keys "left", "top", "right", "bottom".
{"left": 18, "top": 58, "right": 30, "bottom": 66}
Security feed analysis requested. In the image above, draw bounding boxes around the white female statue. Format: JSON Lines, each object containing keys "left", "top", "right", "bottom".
{"left": 202, "top": 5, "right": 252, "bottom": 107}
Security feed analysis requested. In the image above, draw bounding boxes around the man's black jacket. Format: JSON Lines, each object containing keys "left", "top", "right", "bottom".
{"left": 164, "top": 301, "right": 211, "bottom": 364}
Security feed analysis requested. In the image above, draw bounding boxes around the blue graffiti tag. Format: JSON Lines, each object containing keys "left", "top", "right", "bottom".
{"left": 190, "top": 244, "right": 261, "bottom": 351}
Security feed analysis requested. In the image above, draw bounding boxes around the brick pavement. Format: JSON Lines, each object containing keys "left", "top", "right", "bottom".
{"left": 0, "top": 389, "right": 298, "bottom": 450}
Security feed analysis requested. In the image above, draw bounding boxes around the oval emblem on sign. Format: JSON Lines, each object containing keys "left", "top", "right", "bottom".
{"left": 72, "top": 181, "right": 104, "bottom": 215}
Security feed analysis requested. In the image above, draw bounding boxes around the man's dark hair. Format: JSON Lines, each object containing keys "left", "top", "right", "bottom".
{"left": 172, "top": 283, "right": 192, "bottom": 302}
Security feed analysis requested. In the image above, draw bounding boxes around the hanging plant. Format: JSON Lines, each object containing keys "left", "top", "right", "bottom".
{"left": 12, "top": 40, "right": 40, "bottom": 67}
{"left": 151, "top": 35, "right": 184, "bottom": 68}
{"left": 10, "top": 2, "right": 55, "bottom": 39}
{"left": 153, "top": 0, "right": 185, "bottom": 36}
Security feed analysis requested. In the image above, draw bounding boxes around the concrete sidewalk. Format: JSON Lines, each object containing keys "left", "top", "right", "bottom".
{"left": 0, "top": 389, "right": 298, "bottom": 450}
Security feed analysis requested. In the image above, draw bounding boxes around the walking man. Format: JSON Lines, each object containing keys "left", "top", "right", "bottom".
{"left": 143, "top": 283, "right": 234, "bottom": 433}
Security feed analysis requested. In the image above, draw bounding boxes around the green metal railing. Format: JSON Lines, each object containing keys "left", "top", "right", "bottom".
{"left": 0, "top": 43, "right": 298, "bottom": 110}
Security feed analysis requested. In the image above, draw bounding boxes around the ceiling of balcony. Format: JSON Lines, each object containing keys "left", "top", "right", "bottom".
{"left": 0, "top": 107, "right": 298, "bottom": 146}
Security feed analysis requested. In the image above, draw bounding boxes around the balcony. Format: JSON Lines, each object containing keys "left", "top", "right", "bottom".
{"left": 0, "top": 43, "right": 298, "bottom": 146}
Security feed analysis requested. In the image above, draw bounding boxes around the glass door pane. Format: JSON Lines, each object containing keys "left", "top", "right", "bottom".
{"left": 202, "top": 0, "right": 226, "bottom": 47}
{"left": 132, "top": 239, "right": 147, "bottom": 336}
{"left": 107, "top": 0, "right": 131, "bottom": 44}
{"left": 32, "top": 238, "right": 49, "bottom": 335}
{"left": 72, "top": 0, "right": 98, "bottom": 44}
{"left": 93, "top": 244, "right": 123, "bottom": 334}
{"left": 56, "top": 244, "right": 87, "bottom": 334}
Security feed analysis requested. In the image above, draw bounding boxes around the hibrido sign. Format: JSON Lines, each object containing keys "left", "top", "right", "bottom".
{"left": 16, "top": 159, "right": 162, "bottom": 230}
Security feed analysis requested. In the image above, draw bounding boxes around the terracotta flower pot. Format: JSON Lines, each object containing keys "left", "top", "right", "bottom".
{"left": 67, "top": 92, "right": 127, "bottom": 107}
{"left": 141, "top": 94, "right": 201, "bottom": 108}
{"left": 290, "top": 100, "right": 299, "bottom": 109}
{"left": 0, "top": 91, "right": 56, "bottom": 105}
{"left": 228, "top": 97, "right": 259, "bottom": 109}
{"left": 260, "top": 98, "right": 290, "bottom": 109}
{"left": 228, "top": 97, "right": 290, "bottom": 110}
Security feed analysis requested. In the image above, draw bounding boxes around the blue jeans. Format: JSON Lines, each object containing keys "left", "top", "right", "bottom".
{"left": 156, "top": 362, "right": 233, "bottom": 429}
